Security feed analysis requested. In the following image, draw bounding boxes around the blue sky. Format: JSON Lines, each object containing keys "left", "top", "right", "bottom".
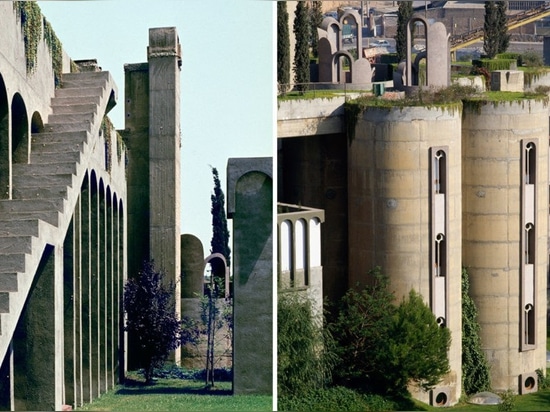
{"left": 38, "top": 0, "right": 274, "bottom": 258}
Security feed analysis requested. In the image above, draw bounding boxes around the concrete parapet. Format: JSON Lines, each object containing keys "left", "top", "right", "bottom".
{"left": 491, "top": 70, "right": 524, "bottom": 92}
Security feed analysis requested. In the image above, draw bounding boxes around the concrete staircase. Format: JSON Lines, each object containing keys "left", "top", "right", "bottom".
{"left": 0, "top": 71, "right": 117, "bottom": 360}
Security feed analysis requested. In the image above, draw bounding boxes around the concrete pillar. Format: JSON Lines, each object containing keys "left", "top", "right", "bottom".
{"left": 106, "top": 192, "right": 114, "bottom": 389}
{"left": 90, "top": 176, "right": 99, "bottom": 398}
{"left": 73, "top": 196, "right": 83, "bottom": 407}
{"left": 81, "top": 179, "right": 92, "bottom": 403}
{"left": 181, "top": 234, "right": 204, "bottom": 299}
{"left": 148, "top": 27, "right": 182, "bottom": 364}
{"left": 13, "top": 245, "right": 62, "bottom": 410}
{"left": 227, "top": 157, "right": 273, "bottom": 395}
{"left": 63, "top": 219, "right": 75, "bottom": 406}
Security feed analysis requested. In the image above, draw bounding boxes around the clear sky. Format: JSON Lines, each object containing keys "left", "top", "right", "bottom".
{"left": 38, "top": 0, "right": 274, "bottom": 258}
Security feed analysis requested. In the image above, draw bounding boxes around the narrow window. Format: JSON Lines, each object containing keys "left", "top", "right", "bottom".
{"left": 434, "top": 233, "right": 447, "bottom": 277}
{"left": 524, "top": 303, "right": 535, "bottom": 346}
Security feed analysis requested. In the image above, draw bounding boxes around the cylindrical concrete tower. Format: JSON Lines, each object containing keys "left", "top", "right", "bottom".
{"left": 348, "top": 103, "right": 463, "bottom": 405}
{"left": 462, "top": 98, "right": 548, "bottom": 393}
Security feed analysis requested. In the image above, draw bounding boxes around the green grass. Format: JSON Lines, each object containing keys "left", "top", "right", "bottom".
{"left": 75, "top": 375, "right": 272, "bottom": 411}
{"left": 278, "top": 89, "right": 369, "bottom": 101}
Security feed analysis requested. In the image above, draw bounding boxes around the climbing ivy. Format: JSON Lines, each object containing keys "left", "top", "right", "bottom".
{"left": 13, "top": 1, "right": 42, "bottom": 74}
{"left": 462, "top": 267, "right": 491, "bottom": 395}
{"left": 13, "top": 2, "right": 65, "bottom": 87}
{"left": 43, "top": 17, "right": 63, "bottom": 87}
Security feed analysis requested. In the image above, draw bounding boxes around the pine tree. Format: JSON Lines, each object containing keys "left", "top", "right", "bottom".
{"left": 496, "top": 1, "right": 510, "bottom": 54}
{"left": 395, "top": 1, "right": 413, "bottom": 62}
{"left": 294, "top": 1, "right": 310, "bottom": 92}
{"left": 483, "top": 1, "right": 499, "bottom": 58}
{"left": 310, "top": 1, "right": 323, "bottom": 59}
{"left": 210, "top": 167, "right": 230, "bottom": 295}
{"left": 277, "top": 1, "right": 290, "bottom": 92}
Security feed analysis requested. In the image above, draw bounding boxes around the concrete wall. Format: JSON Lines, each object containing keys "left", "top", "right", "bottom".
{"left": 462, "top": 98, "right": 548, "bottom": 392}
{"left": 348, "top": 104, "right": 463, "bottom": 405}
{"left": 227, "top": 157, "right": 272, "bottom": 395}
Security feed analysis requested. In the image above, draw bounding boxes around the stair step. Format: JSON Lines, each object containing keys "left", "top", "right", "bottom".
{"left": 61, "top": 78, "right": 107, "bottom": 89}
{"left": 0, "top": 210, "right": 61, "bottom": 226}
{"left": 0, "top": 254, "right": 27, "bottom": 273}
{"left": 32, "top": 130, "right": 89, "bottom": 145}
{"left": 44, "top": 121, "right": 92, "bottom": 133}
{"left": 0, "top": 198, "right": 66, "bottom": 214}
{"left": 0, "top": 235, "right": 34, "bottom": 254}
{"left": 51, "top": 95, "right": 101, "bottom": 107}
{"left": 13, "top": 173, "right": 74, "bottom": 189}
{"left": 54, "top": 86, "right": 105, "bottom": 99}
{"left": 30, "top": 139, "right": 85, "bottom": 154}
{"left": 0, "top": 273, "right": 18, "bottom": 292}
{"left": 50, "top": 103, "right": 98, "bottom": 116}
{"left": 13, "top": 162, "right": 78, "bottom": 177}
{"left": 30, "top": 151, "right": 82, "bottom": 164}
{"left": 48, "top": 112, "right": 95, "bottom": 124}
{"left": 0, "top": 220, "right": 40, "bottom": 237}
{"left": 12, "top": 185, "right": 70, "bottom": 201}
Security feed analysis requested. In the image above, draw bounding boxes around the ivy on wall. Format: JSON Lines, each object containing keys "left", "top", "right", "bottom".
{"left": 13, "top": 1, "right": 65, "bottom": 86}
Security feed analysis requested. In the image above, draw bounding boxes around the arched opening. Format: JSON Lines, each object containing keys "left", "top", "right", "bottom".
{"left": 333, "top": 51, "right": 354, "bottom": 84}
{"left": 11, "top": 93, "right": 29, "bottom": 165}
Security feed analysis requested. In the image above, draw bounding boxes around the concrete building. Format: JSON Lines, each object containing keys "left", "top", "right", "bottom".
{"left": 0, "top": 3, "right": 274, "bottom": 409}
{"left": 278, "top": 89, "right": 548, "bottom": 405}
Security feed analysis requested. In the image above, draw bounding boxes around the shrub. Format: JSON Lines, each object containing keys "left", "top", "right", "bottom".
{"left": 536, "top": 368, "right": 550, "bottom": 390}
{"left": 278, "top": 292, "right": 335, "bottom": 397}
{"left": 497, "top": 389, "right": 516, "bottom": 412}
{"left": 384, "top": 290, "right": 451, "bottom": 394}
{"left": 521, "top": 50, "right": 544, "bottom": 67}
{"left": 330, "top": 267, "right": 396, "bottom": 392}
{"left": 331, "top": 268, "right": 451, "bottom": 396}
{"left": 278, "top": 386, "right": 396, "bottom": 412}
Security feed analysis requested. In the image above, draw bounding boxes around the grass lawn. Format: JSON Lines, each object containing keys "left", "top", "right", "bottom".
{"left": 75, "top": 374, "right": 273, "bottom": 411}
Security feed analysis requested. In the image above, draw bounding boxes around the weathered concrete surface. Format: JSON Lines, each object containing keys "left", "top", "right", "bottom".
{"left": 349, "top": 104, "right": 463, "bottom": 405}
{"left": 491, "top": 70, "right": 524, "bottom": 92}
{"left": 227, "top": 157, "right": 272, "bottom": 395}
{"left": 462, "top": 99, "right": 548, "bottom": 392}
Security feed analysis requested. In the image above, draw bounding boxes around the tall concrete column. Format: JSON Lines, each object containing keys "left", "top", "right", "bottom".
{"left": 13, "top": 245, "right": 63, "bottom": 410}
{"left": 73, "top": 195, "right": 83, "bottom": 407}
{"left": 81, "top": 179, "right": 92, "bottom": 403}
{"left": 90, "top": 176, "right": 99, "bottom": 398}
{"left": 148, "top": 27, "right": 182, "bottom": 363}
{"left": 227, "top": 158, "right": 273, "bottom": 395}
{"left": 63, "top": 219, "right": 75, "bottom": 406}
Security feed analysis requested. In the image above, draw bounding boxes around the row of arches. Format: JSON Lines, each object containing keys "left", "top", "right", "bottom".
{"left": 0, "top": 72, "right": 45, "bottom": 200}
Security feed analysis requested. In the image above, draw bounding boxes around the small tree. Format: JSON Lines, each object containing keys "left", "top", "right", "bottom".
{"left": 462, "top": 267, "right": 491, "bottom": 395}
{"left": 395, "top": 1, "right": 413, "bottom": 62}
{"left": 384, "top": 290, "right": 451, "bottom": 395}
{"left": 293, "top": 1, "right": 310, "bottom": 92}
{"left": 210, "top": 167, "right": 230, "bottom": 297}
{"left": 483, "top": 1, "right": 499, "bottom": 58}
{"left": 496, "top": 1, "right": 510, "bottom": 54}
{"left": 310, "top": 1, "right": 323, "bottom": 59}
{"left": 123, "top": 261, "right": 181, "bottom": 384}
{"left": 277, "top": 1, "right": 290, "bottom": 92}
{"left": 330, "top": 267, "right": 396, "bottom": 391}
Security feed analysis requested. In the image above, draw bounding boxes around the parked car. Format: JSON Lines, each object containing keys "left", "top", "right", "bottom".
{"left": 373, "top": 39, "right": 390, "bottom": 47}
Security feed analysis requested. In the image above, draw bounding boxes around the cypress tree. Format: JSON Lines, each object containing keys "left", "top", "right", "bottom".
{"left": 294, "top": 1, "right": 310, "bottom": 92}
{"left": 277, "top": 1, "right": 290, "bottom": 92}
{"left": 483, "top": 1, "right": 499, "bottom": 58}
{"left": 496, "top": 1, "right": 510, "bottom": 54}
{"left": 395, "top": 1, "right": 413, "bottom": 62}
{"left": 310, "top": 1, "right": 323, "bottom": 59}
{"left": 210, "top": 167, "right": 231, "bottom": 295}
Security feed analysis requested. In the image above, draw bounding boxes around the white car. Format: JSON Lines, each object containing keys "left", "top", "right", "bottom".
{"left": 373, "top": 39, "right": 390, "bottom": 47}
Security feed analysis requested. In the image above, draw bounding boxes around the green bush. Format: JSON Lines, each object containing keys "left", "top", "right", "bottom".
{"left": 536, "top": 368, "right": 550, "bottom": 390}
{"left": 521, "top": 50, "right": 544, "bottom": 67}
{"left": 497, "top": 389, "right": 516, "bottom": 412}
{"left": 278, "top": 293, "right": 335, "bottom": 397}
{"left": 473, "top": 58, "right": 517, "bottom": 71}
{"left": 330, "top": 268, "right": 451, "bottom": 396}
{"left": 278, "top": 386, "right": 396, "bottom": 412}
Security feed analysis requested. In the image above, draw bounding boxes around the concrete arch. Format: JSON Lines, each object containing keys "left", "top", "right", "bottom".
{"left": 204, "top": 252, "right": 229, "bottom": 298}
{"left": 0, "top": 74, "right": 8, "bottom": 200}
{"left": 407, "top": 16, "right": 429, "bottom": 87}
{"left": 11, "top": 93, "right": 28, "bottom": 165}
{"left": 332, "top": 50, "right": 354, "bottom": 84}
{"left": 30, "top": 111, "right": 44, "bottom": 133}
